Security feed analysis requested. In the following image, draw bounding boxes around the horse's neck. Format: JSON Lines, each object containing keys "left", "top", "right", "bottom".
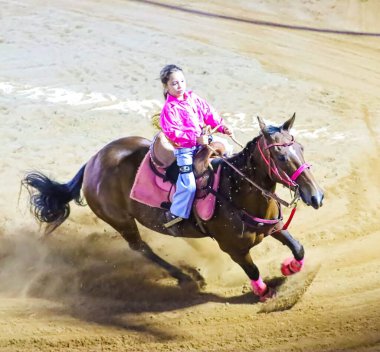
{"left": 235, "top": 172, "right": 277, "bottom": 216}
{"left": 223, "top": 146, "right": 278, "bottom": 218}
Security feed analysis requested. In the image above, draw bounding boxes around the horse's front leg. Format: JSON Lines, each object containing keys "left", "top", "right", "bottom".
{"left": 271, "top": 229, "right": 305, "bottom": 276}
{"left": 228, "top": 250, "right": 275, "bottom": 302}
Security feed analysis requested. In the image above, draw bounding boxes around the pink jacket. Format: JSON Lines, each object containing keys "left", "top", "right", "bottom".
{"left": 160, "top": 91, "right": 225, "bottom": 148}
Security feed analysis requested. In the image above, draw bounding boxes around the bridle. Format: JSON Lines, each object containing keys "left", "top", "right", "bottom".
{"left": 257, "top": 134, "right": 312, "bottom": 190}
{"left": 205, "top": 132, "right": 313, "bottom": 233}
{"left": 209, "top": 133, "right": 311, "bottom": 208}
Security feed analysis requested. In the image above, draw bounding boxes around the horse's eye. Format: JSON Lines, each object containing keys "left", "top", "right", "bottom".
{"left": 278, "top": 154, "right": 287, "bottom": 162}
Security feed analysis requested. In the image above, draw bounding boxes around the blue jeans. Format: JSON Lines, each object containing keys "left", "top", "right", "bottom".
{"left": 170, "top": 147, "right": 196, "bottom": 219}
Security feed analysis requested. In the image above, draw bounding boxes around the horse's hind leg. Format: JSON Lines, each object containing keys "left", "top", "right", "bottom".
{"left": 271, "top": 229, "right": 305, "bottom": 276}
{"left": 117, "top": 218, "right": 196, "bottom": 286}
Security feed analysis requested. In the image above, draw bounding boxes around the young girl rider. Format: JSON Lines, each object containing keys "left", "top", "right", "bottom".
{"left": 159, "top": 64, "right": 233, "bottom": 229}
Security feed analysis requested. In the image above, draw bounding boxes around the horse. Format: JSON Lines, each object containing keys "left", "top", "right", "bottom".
{"left": 23, "top": 114, "right": 324, "bottom": 302}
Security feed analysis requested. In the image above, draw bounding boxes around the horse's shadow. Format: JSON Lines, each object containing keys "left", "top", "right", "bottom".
{"left": 45, "top": 262, "right": 287, "bottom": 339}
{"left": 0, "top": 232, "right": 287, "bottom": 340}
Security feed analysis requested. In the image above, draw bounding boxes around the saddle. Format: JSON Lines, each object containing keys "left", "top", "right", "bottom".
{"left": 150, "top": 132, "right": 176, "bottom": 169}
{"left": 130, "top": 132, "right": 225, "bottom": 221}
{"left": 150, "top": 131, "right": 225, "bottom": 184}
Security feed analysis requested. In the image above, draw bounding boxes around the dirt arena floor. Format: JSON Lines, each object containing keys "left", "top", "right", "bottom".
{"left": 1, "top": 0, "right": 380, "bottom": 351}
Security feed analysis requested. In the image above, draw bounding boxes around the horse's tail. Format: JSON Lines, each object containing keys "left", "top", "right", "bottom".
{"left": 22, "top": 164, "right": 86, "bottom": 234}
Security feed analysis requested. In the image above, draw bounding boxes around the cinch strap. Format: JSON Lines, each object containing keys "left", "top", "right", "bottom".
{"left": 179, "top": 165, "right": 193, "bottom": 174}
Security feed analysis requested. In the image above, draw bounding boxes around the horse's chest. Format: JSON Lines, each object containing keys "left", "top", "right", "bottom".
{"left": 241, "top": 221, "right": 281, "bottom": 245}
{"left": 241, "top": 231, "right": 265, "bottom": 247}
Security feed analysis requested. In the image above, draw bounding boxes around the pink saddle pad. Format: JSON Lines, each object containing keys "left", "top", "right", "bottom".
{"left": 130, "top": 152, "right": 222, "bottom": 221}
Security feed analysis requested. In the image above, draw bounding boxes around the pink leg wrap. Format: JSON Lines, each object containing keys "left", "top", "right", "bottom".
{"left": 250, "top": 277, "right": 267, "bottom": 296}
{"left": 281, "top": 257, "right": 305, "bottom": 276}
{"left": 250, "top": 277, "right": 276, "bottom": 302}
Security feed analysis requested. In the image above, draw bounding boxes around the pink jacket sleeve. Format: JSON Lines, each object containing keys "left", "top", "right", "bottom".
{"left": 192, "top": 93, "right": 225, "bottom": 133}
{"left": 160, "top": 108, "right": 197, "bottom": 147}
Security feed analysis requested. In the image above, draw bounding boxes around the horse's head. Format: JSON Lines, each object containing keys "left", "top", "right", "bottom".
{"left": 256, "top": 114, "right": 324, "bottom": 209}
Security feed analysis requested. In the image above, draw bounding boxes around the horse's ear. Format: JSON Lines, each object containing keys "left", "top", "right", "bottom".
{"left": 257, "top": 116, "right": 268, "bottom": 135}
{"left": 282, "top": 113, "right": 296, "bottom": 131}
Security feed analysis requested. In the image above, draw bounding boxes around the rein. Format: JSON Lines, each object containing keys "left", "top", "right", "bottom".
{"left": 216, "top": 150, "right": 296, "bottom": 207}
{"left": 206, "top": 132, "right": 312, "bottom": 233}
{"left": 207, "top": 141, "right": 299, "bottom": 208}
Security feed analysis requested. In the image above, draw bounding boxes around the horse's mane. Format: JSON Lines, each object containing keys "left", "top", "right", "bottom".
{"left": 226, "top": 134, "right": 261, "bottom": 167}
{"left": 228, "top": 125, "right": 281, "bottom": 167}
{"left": 222, "top": 125, "right": 279, "bottom": 180}
{"left": 264, "top": 125, "right": 281, "bottom": 134}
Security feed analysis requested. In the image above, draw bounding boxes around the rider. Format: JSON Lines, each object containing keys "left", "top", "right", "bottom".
{"left": 159, "top": 64, "right": 233, "bottom": 229}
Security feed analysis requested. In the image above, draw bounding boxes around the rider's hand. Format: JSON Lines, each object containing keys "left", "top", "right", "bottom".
{"left": 222, "top": 124, "right": 233, "bottom": 136}
{"left": 196, "top": 135, "right": 209, "bottom": 145}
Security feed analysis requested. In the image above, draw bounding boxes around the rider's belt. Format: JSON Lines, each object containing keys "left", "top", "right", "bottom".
{"left": 179, "top": 165, "right": 193, "bottom": 174}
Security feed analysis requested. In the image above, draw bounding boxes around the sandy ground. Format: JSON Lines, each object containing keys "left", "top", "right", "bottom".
{"left": 1, "top": 0, "right": 380, "bottom": 351}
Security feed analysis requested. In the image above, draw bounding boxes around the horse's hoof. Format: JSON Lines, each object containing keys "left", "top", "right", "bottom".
{"left": 259, "top": 287, "right": 276, "bottom": 302}
{"left": 281, "top": 257, "right": 304, "bottom": 276}
{"left": 251, "top": 277, "right": 276, "bottom": 302}
{"left": 251, "top": 277, "right": 267, "bottom": 296}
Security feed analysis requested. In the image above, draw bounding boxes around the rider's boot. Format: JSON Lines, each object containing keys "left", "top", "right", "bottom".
{"left": 163, "top": 211, "right": 183, "bottom": 236}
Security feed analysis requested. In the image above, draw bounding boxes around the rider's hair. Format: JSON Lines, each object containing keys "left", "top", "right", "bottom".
{"left": 159, "top": 64, "right": 183, "bottom": 99}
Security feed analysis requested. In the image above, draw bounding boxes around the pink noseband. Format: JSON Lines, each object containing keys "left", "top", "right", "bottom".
{"left": 290, "top": 163, "right": 311, "bottom": 181}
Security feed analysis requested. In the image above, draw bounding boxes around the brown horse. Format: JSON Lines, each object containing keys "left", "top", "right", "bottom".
{"left": 23, "top": 114, "right": 324, "bottom": 301}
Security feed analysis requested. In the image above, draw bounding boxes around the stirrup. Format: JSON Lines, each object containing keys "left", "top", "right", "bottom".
{"left": 163, "top": 215, "right": 183, "bottom": 228}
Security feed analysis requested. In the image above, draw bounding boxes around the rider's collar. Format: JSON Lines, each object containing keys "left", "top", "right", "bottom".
{"left": 166, "top": 90, "right": 191, "bottom": 103}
